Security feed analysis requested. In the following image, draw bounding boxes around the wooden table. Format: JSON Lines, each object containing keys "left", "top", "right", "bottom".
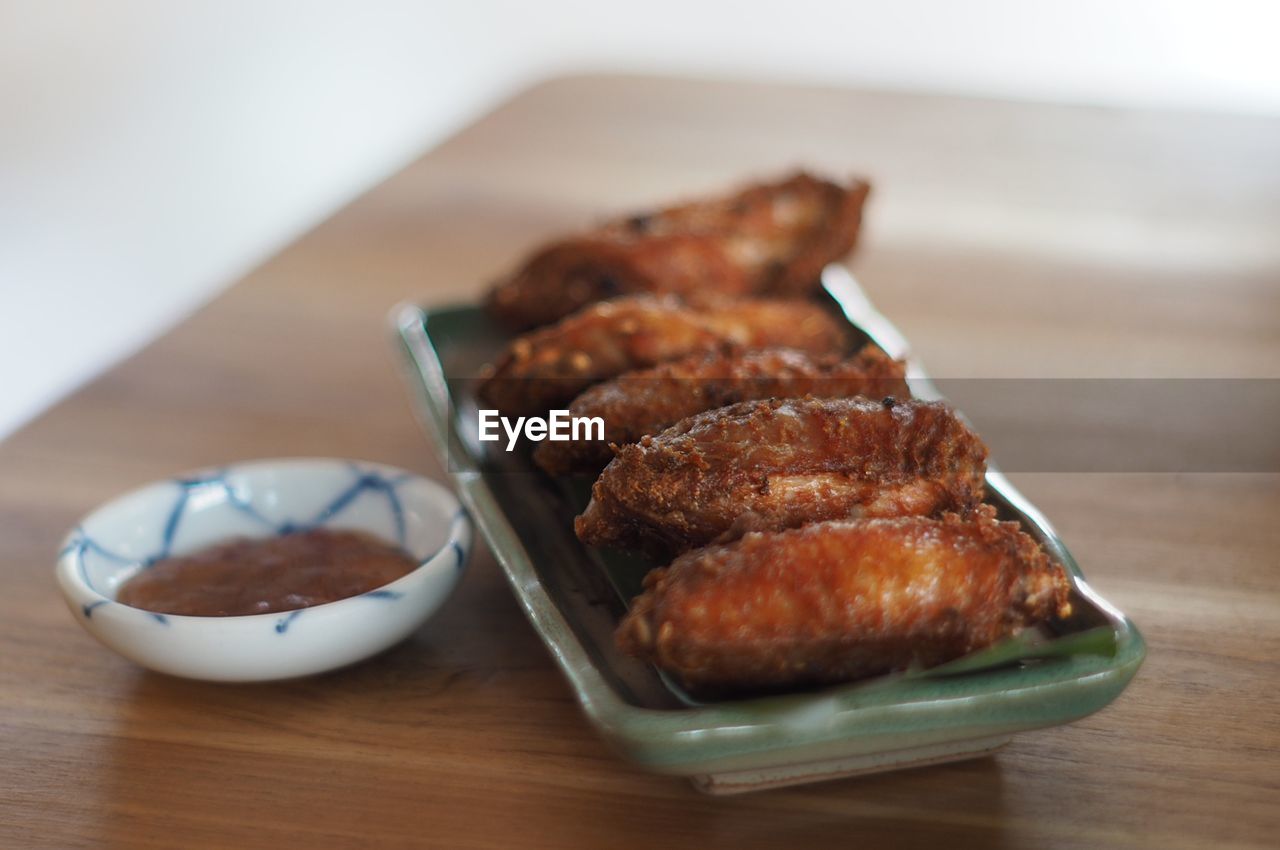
{"left": 2, "top": 75, "right": 1277, "bottom": 849}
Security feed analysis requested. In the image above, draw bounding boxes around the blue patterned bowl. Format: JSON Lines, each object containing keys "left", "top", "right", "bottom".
{"left": 55, "top": 458, "right": 471, "bottom": 681}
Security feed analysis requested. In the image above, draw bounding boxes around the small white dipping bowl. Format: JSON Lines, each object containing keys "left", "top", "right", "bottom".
{"left": 55, "top": 458, "right": 471, "bottom": 682}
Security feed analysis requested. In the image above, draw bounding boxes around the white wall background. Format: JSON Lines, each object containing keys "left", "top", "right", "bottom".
{"left": 3, "top": 0, "right": 1279, "bottom": 438}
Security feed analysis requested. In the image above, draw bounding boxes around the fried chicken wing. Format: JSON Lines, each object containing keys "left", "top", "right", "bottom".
{"left": 533, "top": 346, "right": 909, "bottom": 476}
{"left": 575, "top": 397, "right": 986, "bottom": 555}
{"left": 486, "top": 172, "right": 871, "bottom": 330}
{"left": 477, "top": 296, "right": 849, "bottom": 416}
{"left": 616, "top": 507, "right": 1073, "bottom": 691}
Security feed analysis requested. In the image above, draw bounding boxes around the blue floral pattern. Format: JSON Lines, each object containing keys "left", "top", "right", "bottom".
{"left": 63, "top": 463, "right": 468, "bottom": 629}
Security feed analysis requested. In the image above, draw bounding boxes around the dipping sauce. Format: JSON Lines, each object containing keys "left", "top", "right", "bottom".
{"left": 116, "top": 529, "right": 419, "bottom": 617}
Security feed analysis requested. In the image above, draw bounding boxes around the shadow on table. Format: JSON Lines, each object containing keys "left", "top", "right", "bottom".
{"left": 592, "top": 756, "right": 1013, "bottom": 850}
{"left": 93, "top": 635, "right": 478, "bottom": 845}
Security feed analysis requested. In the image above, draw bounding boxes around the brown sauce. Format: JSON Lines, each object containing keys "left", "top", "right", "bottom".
{"left": 116, "top": 529, "right": 418, "bottom": 617}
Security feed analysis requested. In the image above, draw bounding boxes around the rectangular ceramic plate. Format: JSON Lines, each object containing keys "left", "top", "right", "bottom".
{"left": 392, "top": 266, "right": 1145, "bottom": 793}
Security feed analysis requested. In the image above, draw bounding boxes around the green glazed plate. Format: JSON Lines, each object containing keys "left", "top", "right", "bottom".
{"left": 391, "top": 265, "right": 1145, "bottom": 794}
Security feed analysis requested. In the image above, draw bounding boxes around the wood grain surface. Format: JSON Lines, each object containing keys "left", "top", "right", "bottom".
{"left": 1, "top": 74, "right": 1277, "bottom": 849}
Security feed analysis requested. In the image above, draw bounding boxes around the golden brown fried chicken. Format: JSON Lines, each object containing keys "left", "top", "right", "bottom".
{"left": 533, "top": 346, "right": 909, "bottom": 476}
{"left": 575, "top": 397, "right": 986, "bottom": 556}
{"left": 486, "top": 172, "right": 871, "bottom": 330}
{"left": 477, "top": 296, "right": 849, "bottom": 416}
{"left": 616, "top": 507, "right": 1073, "bottom": 691}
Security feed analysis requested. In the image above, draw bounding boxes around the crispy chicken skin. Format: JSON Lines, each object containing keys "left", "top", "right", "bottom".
{"left": 477, "top": 296, "right": 849, "bottom": 416}
{"left": 486, "top": 172, "right": 871, "bottom": 330}
{"left": 575, "top": 397, "right": 987, "bottom": 556}
{"left": 533, "top": 346, "right": 909, "bottom": 476}
{"left": 616, "top": 507, "right": 1074, "bottom": 691}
